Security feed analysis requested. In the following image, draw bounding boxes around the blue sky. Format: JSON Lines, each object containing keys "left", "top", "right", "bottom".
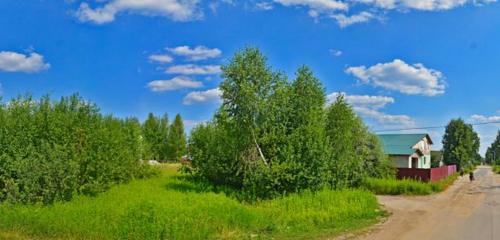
{"left": 1, "top": 0, "right": 499, "bottom": 154}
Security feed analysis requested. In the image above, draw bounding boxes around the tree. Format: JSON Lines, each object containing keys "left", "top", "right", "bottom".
{"left": 442, "top": 119, "right": 480, "bottom": 171}
{"left": 142, "top": 113, "right": 161, "bottom": 160}
{"left": 486, "top": 131, "right": 500, "bottom": 165}
{"left": 189, "top": 47, "right": 393, "bottom": 199}
{"left": 167, "top": 114, "right": 186, "bottom": 161}
{"left": 325, "top": 95, "right": 367, "bottom": 188}
{"left": 158, "top": 114, "right": 169, "bottom": 160}
{"left": 142, "top": 113, "right": 170, "bottom": 161}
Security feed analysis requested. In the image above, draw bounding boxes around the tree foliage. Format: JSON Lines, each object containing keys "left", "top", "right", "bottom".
{"left": 442, "top": 119, "right": 481, "bottom": 170}
{"left": 0, "top": 94, "right": 155, "bottom": 204}
{"left": 189, "top": 48, "right": 394, "bottom": 199}
{"left": 486, "top": 131, "right": 500, "bottom": 165}
{"left": 167, "top": 114, "right": 187, "bottom": 161}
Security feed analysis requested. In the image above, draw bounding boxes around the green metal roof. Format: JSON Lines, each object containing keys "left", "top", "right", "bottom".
{"left": 377, "top": 134, "right": 431, "bottom": 155}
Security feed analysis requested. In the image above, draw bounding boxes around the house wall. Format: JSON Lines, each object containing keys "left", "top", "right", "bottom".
{"left": 390, "top": 155, "right": 411, "bottom": 168}
{"left": 412, "top": 137, "right": 432, "bottom": 169}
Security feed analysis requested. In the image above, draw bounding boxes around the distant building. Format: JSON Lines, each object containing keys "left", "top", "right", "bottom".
{"left": 377, "top": 134, "right": 433, "bottom": 169}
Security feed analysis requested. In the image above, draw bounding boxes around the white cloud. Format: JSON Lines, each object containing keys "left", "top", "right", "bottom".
{"left": 327, "top": 92, "right": 415, "bottom": 127}
{"left": 346, "top": 59, "right": 446, "bottom": 96}
{"left": 76, "top": 0, "right": 202, "bottom": 24}
{"left": 273, "top": 0, "right": 348, "bottom": 11}
{"left": 183, "top": 88, "right": 222, "bottom": 105}
{"left": 327, "top": 92, "right": 394, "bottom": 109}
{"left": 256, "top": 1, "right": 275, "bottom": 10}
{"left": 329, "top": 49, "right": 342, "bottom": 57}
{"left": 262, "top": 0, "right": 496, "bottom": 27}
{"left": 147, "top": 76, "right": 203, "bottom": 92}
{"left": 354, "top": 0, "right": 493, "bottom": 11}
{"left": 470, "top": 114, "right": 500, "bottom": 123}
{"left": 167, "top": 46, "right": 222, "bottom": 61}
{"left": 331, "top": 11, "right": 377, "bottom": 27}
{"left": 166, "top": 64, "right": 221, "bottom": 75}
{"left": 149, "top": 54, "right": 173, "bottom": 64}
{"left": 0, "top": 51, "right": 50, "bottom": 73}
{"left": 354, "top": 106, "right": 415, "bottom": 127}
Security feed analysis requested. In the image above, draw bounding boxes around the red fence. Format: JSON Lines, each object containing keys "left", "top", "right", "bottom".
{"left": 397, "top": 165, "right": 456, "bottom": 182}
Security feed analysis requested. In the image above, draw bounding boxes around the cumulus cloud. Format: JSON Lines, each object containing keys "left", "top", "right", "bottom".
{"left": 76, "top": 0, "right": 202, "bottom": 24}
{"left": 331, "top": 11, "right": 377, "bottom": 28}
{"left": 273, "top": 0, "right": 348, "bottom": 11}
{"left": 327, "top": 92, "right": 394, "bottom": 109}
{"left": 354, "top": 0, "right": 493, "bottom": 11}
{"left": 0, "top": 51, "right": 50, "bottom": 73}
{"left": 147, "top": 76, "right": 203, "bottom": 92}
{"left": 470, "top": 114, "right": 500, "bottom": 123}
{"left": 256, "top": 1, "right": 275, "bottom": 10}
{"left": 149, "top": 54, "right": 173, "bottom": 64}
{"left": 262, "top": 0, "right": 496, "bottom": 27}
{"left": 183, "top": 88, "right": 222, "bottom": 105}
{"left": 167, "top": 46, "right": 222, "bottom": 61}
{"left": 346, "top": 59, "right": 446, "bottom": 96}
{"left": 327, "top": 92, "right": 415, "bottom": 127}
{"left": 166, "top": 64, "right": 221, "bottom": 75}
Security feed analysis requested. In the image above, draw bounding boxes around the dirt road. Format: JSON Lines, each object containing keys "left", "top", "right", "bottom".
{"left": 356, "top": 166, "right": 500, "bottom": 240}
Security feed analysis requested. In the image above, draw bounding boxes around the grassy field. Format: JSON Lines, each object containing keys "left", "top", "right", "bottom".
{"left": 362, "top": 174, "right": 459, "bottom": 195}
{"left": 0, "top": 164, "right": 383, "bottom": 240}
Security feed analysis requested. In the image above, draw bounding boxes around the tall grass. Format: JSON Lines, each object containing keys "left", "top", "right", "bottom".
{"left": 493, "top": 165, "right": 500, "bottom": 174}
{"left": 0, "top": 166, "right": 382, "bottom": 240}
{"left": 362, "top": 174, "right": 459, "bottom": 195}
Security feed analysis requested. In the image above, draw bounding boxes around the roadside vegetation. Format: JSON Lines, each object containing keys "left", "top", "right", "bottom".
{"left": 0, "top": 165, "right": 382, "bottom": 240}
{"left": 362, "top": 174, "right": 459, "bottom": 195}
{"left": 486, "top": 130, "right": 500, "bottom": 173}
{"left": 442, "top": 119, "right": 482, "bottom": 171}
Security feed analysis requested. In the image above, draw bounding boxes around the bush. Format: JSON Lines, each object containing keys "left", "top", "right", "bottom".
{"left": 362, "top": 174, "right": 459, "bottom": 195}
{"left": 493, "top": 166, "right": 500, "bottom": 174}
{"left": 0, "top": 94, "right": 154, "bottom": 204}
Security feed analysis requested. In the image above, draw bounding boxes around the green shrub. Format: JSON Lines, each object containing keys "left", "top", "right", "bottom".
{"left": 0, "top": 94, "right": 154, "bottom": 204}
{"left": 492, "top": 165, "right": 500, "bottom": 174}
{"left": 362, "top": 174, "right": 459, "bottom": 195}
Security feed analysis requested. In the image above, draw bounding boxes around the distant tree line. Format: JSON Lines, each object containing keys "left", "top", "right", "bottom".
{"left": 442, "top": 119, "right": 481, "bottom": 171}
{"left": 141, "top": 113, "right": 187, "bottom": 162}
{"left": 188, "top": 48, "right": 395, "bottom": 199}
{"left": 0, "top": 94, "right": 187, "bottom": 204}
{"left": 485, "top": 131, "right": 500, "bottom": 165}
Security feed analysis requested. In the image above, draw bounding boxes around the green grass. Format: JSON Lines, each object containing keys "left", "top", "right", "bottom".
{"left": 362, "top": 174, "right": 459, "bottom": 196}
{"left": 0, "top": 165, "right": 382, "bottom": 240}
{"left": 493, "top": 165, "right": 500, "bottom": 174}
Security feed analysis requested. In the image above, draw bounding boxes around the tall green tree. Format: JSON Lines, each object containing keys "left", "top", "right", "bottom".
{"left": 442, "top": 118, "right": 480, "bottom": 170}
{"left": 486, "top": 131, "right": 500, "bottom": 165}
{"left": 167, "top": 114, "right": 187, "bottom": 161}
{"left": 142, "top": 113, "right": 160, "bottom": 160}
{"left": 158, "top": 114, "right": 170, "bottom": 160}
{"left": 189, "top": 47, "right": 394, "bottom": 199}
{"left": 325, "top": 95, "right": 367, "bottom": 188}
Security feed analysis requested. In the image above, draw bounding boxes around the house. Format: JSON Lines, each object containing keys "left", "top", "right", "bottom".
{"left": 377, "top": 134, "right": 433, "bottom": 169}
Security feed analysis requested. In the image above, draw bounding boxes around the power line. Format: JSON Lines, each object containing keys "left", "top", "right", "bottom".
{"left": 373, "top": 120, "right": 500, "bottom": 133}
